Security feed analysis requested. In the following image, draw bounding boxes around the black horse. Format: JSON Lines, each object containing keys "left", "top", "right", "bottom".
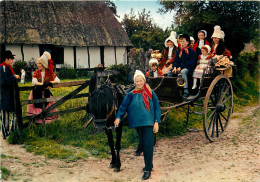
{"left": 88, "top": 80, "right": 126, "bottom": 172}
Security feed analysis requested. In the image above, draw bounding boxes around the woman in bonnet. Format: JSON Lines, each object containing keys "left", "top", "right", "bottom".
{"left": 160, "top": 31, "right": 179, "bottom": 75}
{"left": 27, "top": 52, "right": 60, "bottom": 124}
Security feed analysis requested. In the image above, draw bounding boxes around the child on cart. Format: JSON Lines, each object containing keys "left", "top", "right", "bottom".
{"left": 188, "top": 45, "right": 212, "bottom": 99}
{"left": 169, "top": 34, "right": 196, "bottom": 99}
{"left": 146, "top": 58, "right": 163, "bottom": 78}
{"left": 193, "top": 30, "right": 210, "bottom": 54}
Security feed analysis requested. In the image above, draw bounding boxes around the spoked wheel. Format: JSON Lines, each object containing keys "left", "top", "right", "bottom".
{"left": 203, "top": 75, "right": 233, "bottom": 142}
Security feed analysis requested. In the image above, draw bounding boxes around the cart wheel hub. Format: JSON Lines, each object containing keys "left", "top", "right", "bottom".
{"left": 216, "top": 104, "right": 225, "bottom": 112}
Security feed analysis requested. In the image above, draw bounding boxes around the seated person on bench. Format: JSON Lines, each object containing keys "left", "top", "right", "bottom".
{"left": 146, "top": 58, "right": 163, "bottom": 78}
{"left": 169, "top": 34, "right": 196, "bottom": 99}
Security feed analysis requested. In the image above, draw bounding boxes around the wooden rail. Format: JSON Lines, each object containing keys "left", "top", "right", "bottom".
{"left": 20, "top": 80, "right": 90, "bottom": 122}
{"left": 19, "top": 81, "right": 86, "bottom": 91}
{"left": 19, "top": 70, "right": 120, "bottom": 125}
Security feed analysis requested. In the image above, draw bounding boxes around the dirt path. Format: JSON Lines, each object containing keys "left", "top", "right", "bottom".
{"left": 1, "top": 104, "right": 260, "bottom": 182}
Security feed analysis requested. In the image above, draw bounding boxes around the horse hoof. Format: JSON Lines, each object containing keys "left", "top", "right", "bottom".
{"left": 109, "top": 164, "right": 115, "bottom": 168}
{"left": 114, "top": 167, "right": 120, "bottom": 172}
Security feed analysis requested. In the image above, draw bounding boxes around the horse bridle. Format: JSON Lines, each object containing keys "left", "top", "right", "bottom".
{"left": 92, "top": 77, "right": 118, "bottom": 130}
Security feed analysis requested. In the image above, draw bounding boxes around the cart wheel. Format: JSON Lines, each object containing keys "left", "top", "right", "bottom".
{"left": 203, "top": 75, "right": 233, "bottom": 142}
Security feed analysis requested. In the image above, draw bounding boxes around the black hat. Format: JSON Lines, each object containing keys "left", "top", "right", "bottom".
{"left": 179, "top": 34, "right": 191, "bottom": 44}
{"left": 3, "top": 50, "right": 15, "bottom": 59}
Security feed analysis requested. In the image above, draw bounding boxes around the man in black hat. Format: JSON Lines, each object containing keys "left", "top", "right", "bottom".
{"left": 1, "top": 50, "right": 20, "bottom": 79}
{"left": 171, "top": 34, "right": 196, "bottom": 99}
{"left": 0, "top": 50, "right": 22, "bottom": 139}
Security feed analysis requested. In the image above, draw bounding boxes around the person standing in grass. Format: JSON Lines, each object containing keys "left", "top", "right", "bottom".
{"left": 114, "top": 70, "right": 161, "bottom": 180}
{"left": 0, "top": 50, "right": 22, "bottom": 138}
{"left": 26, "top": 52, "right": 60, "bottom": 124}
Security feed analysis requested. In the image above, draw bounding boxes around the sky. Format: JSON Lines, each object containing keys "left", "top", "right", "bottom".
{"left": 112, "top": 1, "right": 176, "bottom": 30}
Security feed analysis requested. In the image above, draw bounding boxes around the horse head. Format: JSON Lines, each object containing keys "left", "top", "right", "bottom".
{"left": 88, "top": 83, "right": 116, "bottom": 130}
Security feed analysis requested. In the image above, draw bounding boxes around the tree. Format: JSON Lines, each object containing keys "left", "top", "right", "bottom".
{"left": 121, "top": 9, "right": 171, "bottom": 51}
{"left": 159, "top": 1, "right": 259, "bottom": 59}
{"left": 105, "top": 0, "right": 118, "bottom": 17}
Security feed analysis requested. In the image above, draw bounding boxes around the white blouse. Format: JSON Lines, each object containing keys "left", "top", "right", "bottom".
{"left": 198, "top": 40, "right": 204, "bottom": 48}
{"left": 32, "top": 71, "right": 60, "bottom": 86}
{"left": 168, "top": 46, "right": 174, "bottom": 59}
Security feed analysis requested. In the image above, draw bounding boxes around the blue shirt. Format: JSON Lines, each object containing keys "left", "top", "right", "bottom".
{"left": 173, "top": 47, "right": 196, "bottom": 70}
{"left": 116, "top": 89, "right": 161, "bottom": 128}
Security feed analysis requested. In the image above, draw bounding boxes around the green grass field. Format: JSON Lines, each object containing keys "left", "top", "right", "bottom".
{"left": 8, "top": 78, "right": 139, "bottom": 161}
{"left": 6, "top": 66, "right": 260, "bottom": 162}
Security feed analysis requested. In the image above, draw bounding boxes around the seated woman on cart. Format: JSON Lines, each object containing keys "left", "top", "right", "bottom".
{"left": 160, "top": 31, "right": 178, "bottom": 75}
{"left": 169, "top": 34, "right": 196, "bottom": 99}
{"left": 210, "top": 25, "right": 233, "bottom": 77}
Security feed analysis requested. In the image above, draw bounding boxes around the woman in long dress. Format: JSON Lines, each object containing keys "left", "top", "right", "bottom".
{"left": 27, "top": 52, "right": 60, "bottom": 124}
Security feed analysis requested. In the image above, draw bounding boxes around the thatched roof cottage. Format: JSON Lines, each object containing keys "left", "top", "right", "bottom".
{"left": 0, "top": 1, "right": 132, "bottom": 68}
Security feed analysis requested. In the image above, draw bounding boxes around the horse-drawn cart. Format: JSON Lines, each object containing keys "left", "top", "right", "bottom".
{"left": 146, "top": 66, "right": 234, "bottom": 142}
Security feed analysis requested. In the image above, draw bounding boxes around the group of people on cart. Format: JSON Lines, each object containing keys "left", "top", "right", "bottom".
{"left": 145, "top": 25, "right": 234, "bottom": 99}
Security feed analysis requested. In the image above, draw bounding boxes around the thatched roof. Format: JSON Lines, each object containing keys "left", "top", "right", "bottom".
{"left": 0, "top": 1, "right": 132, "bottom": 47}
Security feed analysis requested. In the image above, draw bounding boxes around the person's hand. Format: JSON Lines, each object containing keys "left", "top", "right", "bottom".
{"left": 153, "top": 122, "right": 159, "bottom": 133}
{"left": 176, "top": 67, "right": 181, "bottom": 72}
{"left": 15, "top": 75, "right": 20, "bottom": 79}
{"left": 36, "top": 82, "right": 43, "bottom": 86}
{"left": 114, "top": 118, "right": 120, "bottom": 127}
{"left": 172, "top": 67, "right": 177, "bottom": 74}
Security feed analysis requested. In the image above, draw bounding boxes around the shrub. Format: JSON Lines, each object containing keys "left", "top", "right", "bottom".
{"left": 13, "top": 60, "right": 27, "bottom": 70}
{"left": 76, "top": 69, "right": 90, "bottom": 78}
{"left": 59, "top": 64, "right": 77, "bottom": 79}
{"left": 105, "top": 64, "right": 131, "bottom": 85}
{"left": 233, "top": 51, "right": 259, "bottom": 94}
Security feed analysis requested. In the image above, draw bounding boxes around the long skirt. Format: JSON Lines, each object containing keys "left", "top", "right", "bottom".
{"left": 26, "top": 91, "right": 59, "bottom": 124}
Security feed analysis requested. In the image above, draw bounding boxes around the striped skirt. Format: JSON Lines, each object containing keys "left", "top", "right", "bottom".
{"left": 193, "top": 60, "right": 211, "bottom": 79}
{"left": 0, "top": 110, "right": 17, "bottom": 139}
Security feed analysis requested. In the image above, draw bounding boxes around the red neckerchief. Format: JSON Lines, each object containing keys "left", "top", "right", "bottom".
{"left": 132, "top": 84, "right": 152, "bottom": 110}
{"left": 179, "top": 46, "right": 190, "bottom": 59}
{"left": 0, "top": 62, "right": 15, "bottom": 75}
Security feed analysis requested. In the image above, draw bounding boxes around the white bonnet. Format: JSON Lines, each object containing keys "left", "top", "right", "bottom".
{"left": 149, "top": 58, "right": 159, "bottom": 66}
{"left": 198, "top": 30, "right": 207, "bottom": 38}
{"left": 201, "top": 45, "right": 211, "bottom": 54}
{"left": 36, "top": 54, "right": 48, "bottom": 68}
{"left": 211, "top": 25, "right": 225, "bottom": 39}
{"left": 164, "top": 31, "right": 178, "bottom": 47}
{"left": 133, "top": 70, "right": 146, "bottom": 82}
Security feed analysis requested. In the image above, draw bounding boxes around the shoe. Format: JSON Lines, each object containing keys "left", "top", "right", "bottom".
{"left": 183, "top": 92, "right": 189, "bottom": 99}
{"left": 142, "top": 171, "right": 151, "bottom": 180}
{"left": 134, "top": 150, "right": 142, "bottom": 156}
{"left": 187, "top": 95, "right": 197, "bottom": 100}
